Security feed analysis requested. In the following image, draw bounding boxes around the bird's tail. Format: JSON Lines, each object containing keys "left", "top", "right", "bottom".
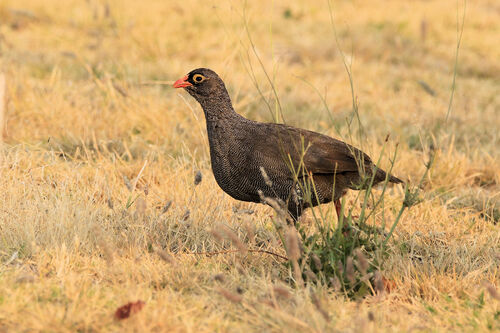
{"left": 374, "top": 168, "right": 404, "bottom": 185}
{"left": 388, "top": 174, "right": 403, "bottom": 184}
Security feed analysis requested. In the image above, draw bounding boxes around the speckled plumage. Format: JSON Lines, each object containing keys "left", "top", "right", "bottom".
{"left": 174, "top": 68, "right": 402, "bottom": 220}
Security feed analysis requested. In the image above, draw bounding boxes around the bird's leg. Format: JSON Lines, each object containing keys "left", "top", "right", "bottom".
{"left": 335, "top": 200, "right": 359, "bottom": 220}
{"left": 335, "top": 199, "right": 352, "bottom": 236}
{"left": 334, "top": 200, "right": 342, "bottom": 220}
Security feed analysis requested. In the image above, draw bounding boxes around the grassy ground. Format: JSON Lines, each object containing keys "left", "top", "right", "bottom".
{"left": 0, "top": 0, "right": 499, "bottom": 331}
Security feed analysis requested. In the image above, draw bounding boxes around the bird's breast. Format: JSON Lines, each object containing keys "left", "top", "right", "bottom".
{"left": 207, "top": 133, "right": 259, "bottom": 202}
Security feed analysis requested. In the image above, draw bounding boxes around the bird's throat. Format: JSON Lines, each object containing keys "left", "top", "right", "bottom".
{"left": 198, "top": 94, "right": 242, "bottom": 123}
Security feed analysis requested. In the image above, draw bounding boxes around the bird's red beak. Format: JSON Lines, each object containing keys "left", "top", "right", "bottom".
{"left": 173, "top": 75, "right": 192, "bottom": 88}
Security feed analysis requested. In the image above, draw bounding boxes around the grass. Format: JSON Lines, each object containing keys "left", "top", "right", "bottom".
{"left": 0, "top": 0, "right": 499, "bottom": 331}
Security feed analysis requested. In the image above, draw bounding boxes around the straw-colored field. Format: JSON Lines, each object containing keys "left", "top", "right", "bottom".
{"left": 0, "top": 0, "right": 499, "bottom": 331}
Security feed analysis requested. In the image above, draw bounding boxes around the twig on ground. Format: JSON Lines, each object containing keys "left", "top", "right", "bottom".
{"left": 180, "top": 249, "right": 288, "bottom": 261}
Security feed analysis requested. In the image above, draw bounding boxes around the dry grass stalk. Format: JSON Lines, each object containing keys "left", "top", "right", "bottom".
{"left": 92, "top": 226, "right": 114, "bottom": 265}
{"left": 483, "top": 281, "right": 500, "bottom": 300}
{"left": 154, "top": 247, "right": 176, "bottom": 264}
{"left": 132, "top": 160, "right": 148, "bottom": 191}
{"left": 207, "top": 228, "right": 286, "bottom": 260}
{"left": 354, "top": 248, "right": 369, "bottom": 276}
{"left": 285, "top": 227, "right": 303, "bottom": 286}
{"left": 217, "top": 287, "right": 243, "bottom": 303}
{"left": 160, "top": 200, "right": 172, "bottom": 215}
{"left": 4, "top": 251, "right": 18, "bottom": 265}
{"left": 16, "top": 273, "right": 35, "bottom": 284}
{"left": 181, "top": 209, "right": 190, "bottom": 221}
{"left": 304, "top": 270, "right": 317, "bottom": 282}
{"left": 337, "top": 261, "right": 344, "bottom": 276}
{"left": 259, "top": 166, "right": 273, "bottom": 186}
{"left": 243, "top": 220, "right": 255, "bottom": 245}
{"left": 220, "top": 225, "right": 248, "bottom": 254}
{"left": 311, "top": 253, "right": 322, "bottom": 270}
{"left": 210, "top": 229, "right": 225, "bottom": 244}
{"left": 311, "top": 294, "right": 330, "bottom": 322}
{"left": 123, "top": 175, "right": 133, "bottom": 192}
{"left": 374, "top": 271, "right": 384, "bottom": 294}
{"left": 107, "top": 198, "right": 114, "bottom": 210}
{"left": 329, "top": 276, "right": 342, "bottom": 292}
{"left": 97, "top": 237, "right": 114, "bottom": 265}
{"left": 112, "top": 81, "right": 128, "bottom": 98}
{"left": 135, "top": 196, "right": 146, "bottom": 218}
{"left": 259, "top": 298, "right": 277, "bottom": 308}
{"left": 345, "top": 256, "right": 355, "bottom": 285}
{"left": 285, "top": 227, "right": 300, "bottom": 261}
{"left": 273, "top": 285, "right": 292, "bottom": 299}
{"left": 258, "top": 190, "right": 287, "bottom": 221}
{"left": 185, "top": 249, "right": 288, "bottom": 261}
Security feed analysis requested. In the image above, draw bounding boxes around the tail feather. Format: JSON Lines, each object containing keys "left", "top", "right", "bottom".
{"left": 388, "top": 174, "right": 403, "bottom": 184}
{"left": 374, "top": 167, "right": 403, "bottom": 184}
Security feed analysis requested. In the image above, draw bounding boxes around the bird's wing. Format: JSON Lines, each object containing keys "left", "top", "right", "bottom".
{"left": 301, "top": 133, "right": 371, "bottom": 175}
{"left": 250, "top": 123, "right": 372, "bottom": 177}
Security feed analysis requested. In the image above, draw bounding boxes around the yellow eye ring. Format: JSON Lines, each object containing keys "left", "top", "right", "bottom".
{"left": 192, "top": 74, "right": 206, "bottom": 83}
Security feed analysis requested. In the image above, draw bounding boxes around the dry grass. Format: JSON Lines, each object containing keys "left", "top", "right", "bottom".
{"left": 0, "top": 0, "right": 499, "bottom": 331}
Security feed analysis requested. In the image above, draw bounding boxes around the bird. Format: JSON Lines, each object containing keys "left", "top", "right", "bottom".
{"left": 173, "top": 68, "right": 402, "bottom": 222}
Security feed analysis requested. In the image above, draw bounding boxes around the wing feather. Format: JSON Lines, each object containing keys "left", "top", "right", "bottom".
{"left": 249, "top": 123, "right": 373, "bottom": 178}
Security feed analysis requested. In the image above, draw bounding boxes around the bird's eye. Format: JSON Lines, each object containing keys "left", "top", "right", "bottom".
{"left": 193, "top": 74, "right": 206, "bottom": 83}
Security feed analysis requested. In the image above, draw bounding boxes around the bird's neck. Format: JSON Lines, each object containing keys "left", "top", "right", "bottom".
{"left": 196, "top": 93, "right": 246, "bottom": 159}
{"left": 198, "top": 92, "right": 244, "bottom": 124}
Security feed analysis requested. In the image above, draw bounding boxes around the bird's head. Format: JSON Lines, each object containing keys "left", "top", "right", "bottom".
{"left": 173, "top": 68, "right": 226, "bottom": 102}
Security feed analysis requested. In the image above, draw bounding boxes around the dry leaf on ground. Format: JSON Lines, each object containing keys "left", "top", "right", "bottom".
{"left": 114, "top": 300, "right": 145, "bottom": 320}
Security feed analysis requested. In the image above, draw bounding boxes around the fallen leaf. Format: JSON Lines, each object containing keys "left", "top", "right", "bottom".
{"left": 114, "top": 300, "right": 145, "bottom": 320}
